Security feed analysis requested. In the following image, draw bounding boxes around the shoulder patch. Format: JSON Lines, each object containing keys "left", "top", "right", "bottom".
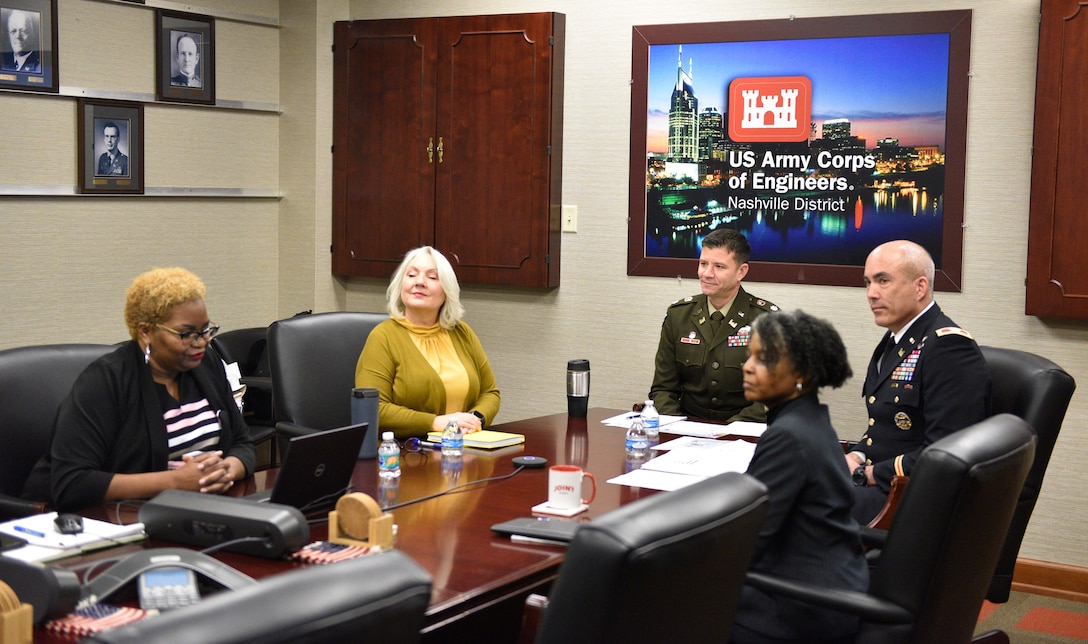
{"left": 749, "top": 295, "right": 778, "bottom": 312}
{"left": 669, "top": 295, "right": 698, "bottom": 309}
{"left": 935, "top": 326, "right": 973, "bottom": 340}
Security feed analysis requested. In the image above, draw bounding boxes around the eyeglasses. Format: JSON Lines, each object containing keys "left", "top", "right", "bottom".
{"left": 401, "top": 437, "right": 429, "bottom": 463}
{"left": 156, "top": 323, "right": 220, "bottom": 345}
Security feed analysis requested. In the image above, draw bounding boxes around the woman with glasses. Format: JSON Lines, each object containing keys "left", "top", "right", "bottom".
{"left": 356, "top": 246, "right": 500, "bottom": 440}
{"left": 730, "top": 310, "right": 867, "bottom": 644}
{"left": 23, "top": 267, "right": 254, "bottom": 511}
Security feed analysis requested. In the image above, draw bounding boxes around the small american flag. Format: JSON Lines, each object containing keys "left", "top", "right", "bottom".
{"left": 45, "top": 603, "right": 151, "bottom": 637}
{"left": 289, "top": 540, "right": 380, "bottom": 565}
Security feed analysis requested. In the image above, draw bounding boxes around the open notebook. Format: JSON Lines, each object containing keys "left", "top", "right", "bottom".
{"left": 0, "top": 512, "right": 145, "bottom": 564}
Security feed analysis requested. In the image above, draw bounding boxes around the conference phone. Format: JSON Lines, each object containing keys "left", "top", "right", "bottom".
{"left": 83, "top": 547, "right": 256, "bottom": 609}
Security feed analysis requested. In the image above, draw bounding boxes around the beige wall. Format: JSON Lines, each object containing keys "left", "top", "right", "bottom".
{"left": 2, "top": 0, "right": 1085, "bottom": 568}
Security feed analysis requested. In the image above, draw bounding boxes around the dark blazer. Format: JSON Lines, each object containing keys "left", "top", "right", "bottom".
{"left": 170, "top": 72, "right": 201, "bottom": 87}
{"left": 23, "top": 341, "right": 255, "bottom": 512}
{"left": 734, "top": 393, "right": 868, "bottom": 640}
{"left": 649, "top": 287, "right": 777, "bottom": 422}
{"left": 96, "top": 151, "right": 128, "bottom": 176}
{"left": 859, "top": 303, "right": 990, "bottom": 490}
{"left": 1, "top": 49, "right": 41, "bottom": 73}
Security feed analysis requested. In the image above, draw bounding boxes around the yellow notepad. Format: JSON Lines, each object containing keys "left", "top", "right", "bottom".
{"left": 427, "top": 429, "right": 525, "bottom": 449}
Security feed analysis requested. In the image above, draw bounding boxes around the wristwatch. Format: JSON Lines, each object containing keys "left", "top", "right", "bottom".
{"left": 471, "top": 410, "right": 485, "bottom": 424}
{"left": 852, "top": 466, "right": 869, "bottom": 487}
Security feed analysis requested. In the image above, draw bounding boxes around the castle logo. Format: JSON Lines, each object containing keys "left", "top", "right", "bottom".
{"left": 727, "top": 76, "right": 812, "bottom": 142}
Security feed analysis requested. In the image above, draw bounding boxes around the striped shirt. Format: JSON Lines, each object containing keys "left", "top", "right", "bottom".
{"left": 157, "top": 373, "right": 223, "bottom": 463}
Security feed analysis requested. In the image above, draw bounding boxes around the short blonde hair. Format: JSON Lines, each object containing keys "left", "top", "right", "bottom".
{"left": 386, "top": 247, "right": 464, "bottom": 329}
{"left": 124, "top": 267, "right": 207, "bottom": 340}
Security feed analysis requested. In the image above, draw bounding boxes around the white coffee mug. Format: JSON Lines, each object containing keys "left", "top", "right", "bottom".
{"left": 548, "top": 465, "right": 597, "bottom": 510}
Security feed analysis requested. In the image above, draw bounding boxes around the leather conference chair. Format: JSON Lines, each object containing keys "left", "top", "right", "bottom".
{"left": 978, "top": 346, "right": 1074, "bottom": 603}
{"left": 746, "top": 414, "right": 1036, "bottom": 644}
{"left": 861, "top": 347, "right": 1075, "bottom": 604}
{"left": 522, "top": 471, "right": 769, "bottom": 644}
{"left": 0, "top": 343, "right": 115, "bottom": 520}
{"left": 211, "top": 327, "right": 278, "bottom": 469}
{"left": 267, "top": 311, "right": 388, "bottom": 449}
{"left": 84, "top": 550, "right": 432, "bottom": 644}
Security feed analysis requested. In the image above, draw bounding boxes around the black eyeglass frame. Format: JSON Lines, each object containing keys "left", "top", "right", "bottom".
{"left": 156, "top": 323, "right": 220, "bottom": 345}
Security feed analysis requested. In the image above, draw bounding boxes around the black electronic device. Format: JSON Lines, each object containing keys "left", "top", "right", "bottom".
{"left": 512, "top": 455, "right": 548, "bottom": 469}
{"left": 0, "top": 555, "right": 81, "bottom": 624}
{"left": 83, "top": 547, "right": 256, "bottom": 605}
{"left": 491, "top": 517, "right": 582, "bottom": 542}
{"left": 138, "top": 489, "right": 309, "bottom": 558}
{"left": 244, "top": 422, "right": 367, "bottom": 511}
{"left": 54, "top": 512, "right": 84, "bottom": 535}
{"left": 0, "top": 531, "right": 26, "bottom": 552}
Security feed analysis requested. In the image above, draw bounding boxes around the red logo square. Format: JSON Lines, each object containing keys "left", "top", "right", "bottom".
{"left": 727, "top": 76, "right": 812, "bottom": 142}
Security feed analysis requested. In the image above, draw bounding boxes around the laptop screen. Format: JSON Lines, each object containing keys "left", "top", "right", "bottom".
{"left": 255, "top": 422, "right": 368, "bottom": 512}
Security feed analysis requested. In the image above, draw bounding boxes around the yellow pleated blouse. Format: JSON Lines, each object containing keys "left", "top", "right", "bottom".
{"left": 395, "top": 318, "right": 469, "bottom": 414}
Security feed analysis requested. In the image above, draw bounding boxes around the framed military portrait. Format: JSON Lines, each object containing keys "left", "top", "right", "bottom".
{"left": 0, "top": 0, "right": 58, "bottom": 93}
{"left": 156, "top": 10, "right": 215, "bottom": 105}
{"left": 78, "top": 99, "right": 144, "bottom": 194}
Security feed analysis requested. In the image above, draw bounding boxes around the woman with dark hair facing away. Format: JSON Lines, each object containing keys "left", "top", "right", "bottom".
{"left": 730, "top": 310, "right": 868, "bottom": 643}
{"left": 355, "top": 246, "right": 500, "bottom": 440}
{"left": 23, "top": 267, "right": 254, "bottom": 512}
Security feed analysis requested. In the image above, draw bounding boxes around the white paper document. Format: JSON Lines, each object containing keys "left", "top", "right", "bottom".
{"left": 652, "top": 436, "right": 727, "bottom": 451}
{"left": 640, "top": 441, "right": 757, "bottom": 478}
{"left": 607, "top": 468, "right": 705, "bottom": 492}
{"left": 600, "top": 412, "right": 686, "bottom": 428}
{"left": 608, "top": 440, "right": 757, "bottom": 491}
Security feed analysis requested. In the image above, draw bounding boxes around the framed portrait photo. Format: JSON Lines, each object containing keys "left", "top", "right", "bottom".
{"left": 78, "top": 99, "right": 144, "bottom": 194}
{"left": 156, "top": 10, "right": 214, "bottom": 105}
{"left": 0, "top": 0, "right": 58, "bottom": 93}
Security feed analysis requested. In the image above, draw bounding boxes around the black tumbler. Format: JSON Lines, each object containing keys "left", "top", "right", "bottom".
{"left": 566, "top": 359, "right": 590, "bottom": 417}
{"left": 351, "top": 387, "right": 380, "bottom": 459}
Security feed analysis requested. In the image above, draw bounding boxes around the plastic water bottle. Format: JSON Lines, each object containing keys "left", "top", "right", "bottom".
{"left": 625, "top": 416, "right": 648, "bottom": 459}
{"left": 641, "top": 399, "right": 660, "bottom": 443}
{"left": 441, "top": 419, "right": 464, "bottom": 457}
{"left": 378, "top": 431, "right": 401, "bottom": 479}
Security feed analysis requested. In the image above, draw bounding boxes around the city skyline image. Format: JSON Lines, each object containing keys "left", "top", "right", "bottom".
{"left": 641, "top": 30, "right": 958, "bottom": 272}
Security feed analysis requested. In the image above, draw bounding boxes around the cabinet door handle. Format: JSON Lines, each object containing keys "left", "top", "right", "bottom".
{"left": 427, "top": 137, "right": 434, "bottom": 163}
{"left": 437, "top": 137, "right": 444, "bottom": 164}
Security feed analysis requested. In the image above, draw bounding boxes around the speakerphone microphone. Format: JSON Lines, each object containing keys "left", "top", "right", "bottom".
{"left": 139, "top": 490, "right": 309, "bottom": 559}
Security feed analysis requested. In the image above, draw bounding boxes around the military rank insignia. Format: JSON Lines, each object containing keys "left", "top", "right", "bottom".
{"left": 728, "top": 326, "right": 752, "bottom": 347}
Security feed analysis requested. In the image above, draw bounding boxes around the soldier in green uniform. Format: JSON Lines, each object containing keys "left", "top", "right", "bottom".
{"left": 649, "top": 229, "right": 777, "bottom": 422}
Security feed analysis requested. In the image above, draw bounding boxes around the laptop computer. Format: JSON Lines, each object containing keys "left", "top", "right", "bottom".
{"left": 245, "top": 423, "right": 367, "bottom": 512}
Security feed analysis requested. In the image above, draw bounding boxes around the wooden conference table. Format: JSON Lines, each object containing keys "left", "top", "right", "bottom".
{"left": 39, "top": 408, "right": 665, "bottom": 643}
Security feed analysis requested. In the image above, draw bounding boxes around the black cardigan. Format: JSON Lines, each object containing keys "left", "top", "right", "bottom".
{"left": 24, "top": 341, "right": 255, "bottom": 512}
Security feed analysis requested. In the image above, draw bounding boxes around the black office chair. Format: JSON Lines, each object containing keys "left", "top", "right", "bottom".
{"left": 523, "top": 471, "right": 769, "bottom": 644}
{"left": 978, "top": 346, "right": 1075, "bottom": 603}
{"left": 746, "top": 414, "right": 1036, "bottom": 644}
{"left": 268, "top": 311, "right": 388, "bottom": 447}
{"left": 83, "top": 550, "right": 432, "bottom": 644}
{"left": 0, "top": 343, "right": 115, "bottom": 520}
{"left": 211, "top": 327, "right": 278, "bottom": 469}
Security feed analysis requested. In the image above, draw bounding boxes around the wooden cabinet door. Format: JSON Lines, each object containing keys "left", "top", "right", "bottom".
{"left": 1026, "top": 0, "right": 1088, "bottom": 317}
{"left": 332, "top": 18, "right": 438, "bottom": 278}
{"left": 434, "top": 13, "right": 563, "bottom": 287}
{"left": 332, "top": 13, "right": 563, "bottom": 288}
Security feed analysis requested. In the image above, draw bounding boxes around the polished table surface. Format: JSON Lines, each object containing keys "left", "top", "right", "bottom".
{"left": 37, "top": 408, "right": 662, "bottom": 642}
